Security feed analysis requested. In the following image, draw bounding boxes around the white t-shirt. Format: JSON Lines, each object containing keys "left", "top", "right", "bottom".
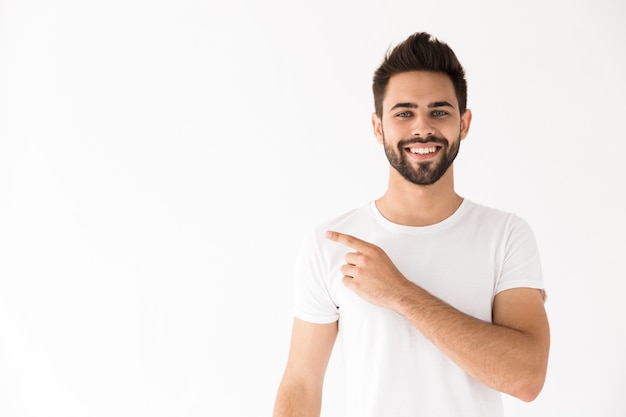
{"left": 293, "top": 199, "right": 544, "bottom": 417}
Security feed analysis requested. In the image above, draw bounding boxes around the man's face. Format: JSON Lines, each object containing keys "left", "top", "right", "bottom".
{"left": 372, "top": 71, "right": 471, "bottom": 186}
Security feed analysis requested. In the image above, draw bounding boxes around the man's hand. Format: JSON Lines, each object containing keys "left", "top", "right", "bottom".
{"left": 325, "top": 230, "right": 412, "bottom": 310}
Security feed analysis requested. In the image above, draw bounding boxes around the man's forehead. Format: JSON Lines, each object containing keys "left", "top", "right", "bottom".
{"left": 384, "top": 72, "right": 458, "bottom": 109}
{"left": 386, "top": 71, "right": 455, "bottom": 96}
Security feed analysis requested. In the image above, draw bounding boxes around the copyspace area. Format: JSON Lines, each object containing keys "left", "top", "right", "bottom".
{"left": 0, "top": 1, "right": 624, "bottom": 416}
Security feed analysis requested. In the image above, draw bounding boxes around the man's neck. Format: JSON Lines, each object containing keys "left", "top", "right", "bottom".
{"left": 375, "top": 167, "right": 463, "bottom": 227}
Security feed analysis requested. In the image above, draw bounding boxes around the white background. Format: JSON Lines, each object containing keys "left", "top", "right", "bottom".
{"left": 1, "top": 0, "right": 625, "bottom": 416}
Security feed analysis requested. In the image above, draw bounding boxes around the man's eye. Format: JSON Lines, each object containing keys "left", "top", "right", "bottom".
{"left": 396, "top": 112, "right": 412, "bottom": 118}
{"left": 432, "top": 110, "right": 448, "bottom": 117}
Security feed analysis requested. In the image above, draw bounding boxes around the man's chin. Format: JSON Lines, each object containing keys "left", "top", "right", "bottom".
{"left": 400, "top": 163, "right": 451, "bottom": 186}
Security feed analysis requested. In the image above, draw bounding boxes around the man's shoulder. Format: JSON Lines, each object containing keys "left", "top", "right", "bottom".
{"left": 463, "top": 199, "right": 535, "bottom": 236}
{"left": 294, "top": 203, "right": 374, "bottom": 269}
{"left": 314, "top": 203, "right": 373, "bottom": 232}
{"left": 464, "top": 199, "right": 521, "bottom": 222}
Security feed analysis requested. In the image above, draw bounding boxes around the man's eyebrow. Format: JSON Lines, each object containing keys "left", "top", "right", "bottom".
{"left": 388, "top": 101, "right": 456, "bottom": 112}
{"left": 389, "top": 102, "right": 418, "bottom": 111}
{"left": 428, "top": 101, "right": 455, "bottom": 109}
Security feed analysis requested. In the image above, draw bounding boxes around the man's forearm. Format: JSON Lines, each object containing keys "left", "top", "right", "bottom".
{"left": 393, "top": 283, "right": 549, "bottom": 401}
{"left": 273, "top": 379, "right": 322, "bottom": 417}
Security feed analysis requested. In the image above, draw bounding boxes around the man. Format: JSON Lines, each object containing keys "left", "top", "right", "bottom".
{"left": 273, "top": 32, "right": 550, "bottom": 417}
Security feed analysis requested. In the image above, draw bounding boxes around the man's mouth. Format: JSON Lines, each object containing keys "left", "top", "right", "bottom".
{"left": 404, "top": 144, "right": 443, "bottom": 160}
{"left": 408, "top": 146, "right": 438, "bottom": 155}
{"left": 396, "top": 136, "right": 448, "bottom": 161}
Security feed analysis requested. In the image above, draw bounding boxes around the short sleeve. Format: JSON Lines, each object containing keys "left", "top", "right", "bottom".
{"left": 292, "top": 229, "right": 340, "bottom": 324}
{"left": 494, "top": 216, "right": 545, "bottom": 295}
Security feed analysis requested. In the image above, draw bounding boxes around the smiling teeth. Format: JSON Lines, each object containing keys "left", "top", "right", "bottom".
{"left": 409, "top": 147, "right": 437, "bottom": 154}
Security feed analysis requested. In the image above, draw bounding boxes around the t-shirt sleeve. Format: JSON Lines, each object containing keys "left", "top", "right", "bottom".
{"left": 292, "top": 230, "right": 340, "bottom": 324}
{"left": 494, "top": 215, "right": 545, "bottom": 295}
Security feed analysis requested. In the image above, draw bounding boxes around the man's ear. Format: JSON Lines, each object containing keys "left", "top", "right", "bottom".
{"left": 460, "top": 109, "right": 472, "bottom": 140}
{"left": 372, "top": 112, "right": 384, "bottom": 144}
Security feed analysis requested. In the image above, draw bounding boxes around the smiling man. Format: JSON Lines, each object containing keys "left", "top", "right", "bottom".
{"left": 273, "top": 32, "right": 550, "bottom": 417}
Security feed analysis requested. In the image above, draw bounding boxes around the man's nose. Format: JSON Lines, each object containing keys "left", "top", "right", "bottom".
{"left": 411, "top": 115, "right": 434, "bottom": 137}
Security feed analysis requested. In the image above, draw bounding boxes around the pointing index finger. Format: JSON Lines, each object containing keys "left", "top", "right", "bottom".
{"left": 325, "top": 230, "right": 370, "bottom": 252}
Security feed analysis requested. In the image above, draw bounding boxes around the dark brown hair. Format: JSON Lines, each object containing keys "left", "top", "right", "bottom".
{"left": 372, "top": 32, "right": 468, "bottom": 117}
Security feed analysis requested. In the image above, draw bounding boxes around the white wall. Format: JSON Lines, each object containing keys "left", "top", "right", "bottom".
{"left": 1, "top": 0, "right": 624, "bottom": 416}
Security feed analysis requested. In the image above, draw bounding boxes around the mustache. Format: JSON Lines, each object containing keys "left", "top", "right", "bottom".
{"left": 397, "top": 136, "right": 449, "bottom": 148}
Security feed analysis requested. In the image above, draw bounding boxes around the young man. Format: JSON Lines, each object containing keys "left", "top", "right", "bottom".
{"left": 273, "top": 32, "right": 550, "bottom": 417}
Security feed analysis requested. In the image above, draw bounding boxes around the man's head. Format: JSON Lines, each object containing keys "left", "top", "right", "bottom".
{"left": 372, "top": 32, "right": 467, "bottom": 119}
{"left": 371, "top": 33, "right": 471, "bottom": 186}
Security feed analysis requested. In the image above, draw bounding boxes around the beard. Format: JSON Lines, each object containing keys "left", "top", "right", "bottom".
{"left": 383, "top": 133, "right": 460, "bottom": 186}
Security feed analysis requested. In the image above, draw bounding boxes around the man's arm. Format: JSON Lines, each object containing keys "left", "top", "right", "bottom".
{"left": 273, "top": 318, "right": 338, "bottom": 417}
{"left": 325, "top": 230, "right": 550, "bottom": 402}
{"left": 394, "top": 285, "right": 549, "bottom": 401}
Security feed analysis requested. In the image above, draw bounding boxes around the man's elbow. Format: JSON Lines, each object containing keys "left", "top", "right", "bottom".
{"left": 508, "top": 372, "right": 547, "bottom": 403}
{"left": 509, "top": 337, "right": 550, "bottom": 402}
